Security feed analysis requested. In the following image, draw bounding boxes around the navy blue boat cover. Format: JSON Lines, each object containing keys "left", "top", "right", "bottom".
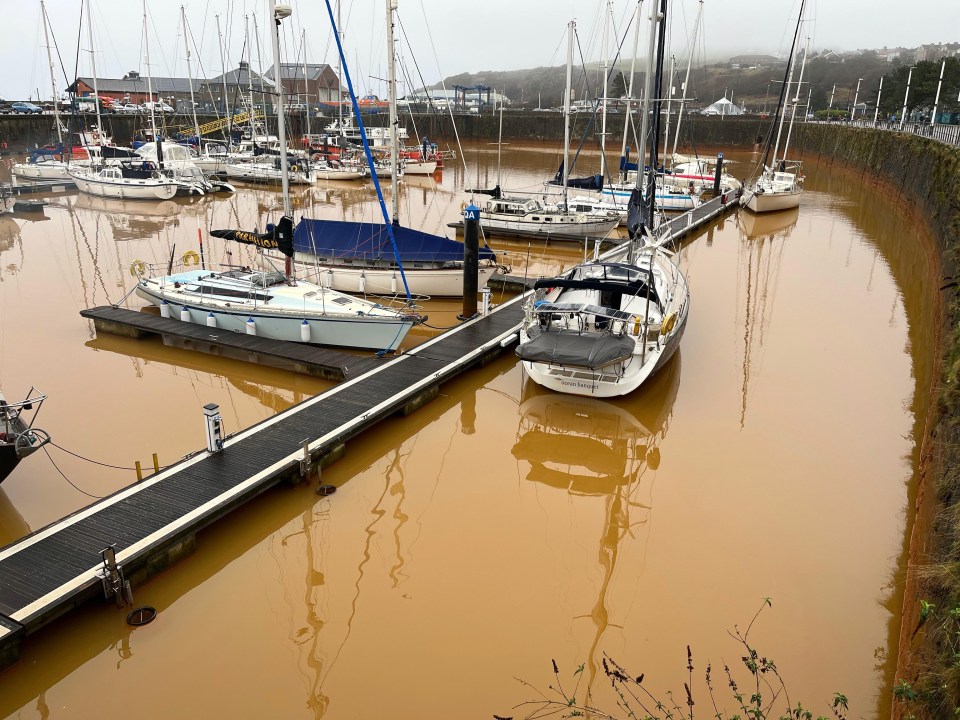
{"left": 293, "top": 219, "right": 497, "bottom": 263}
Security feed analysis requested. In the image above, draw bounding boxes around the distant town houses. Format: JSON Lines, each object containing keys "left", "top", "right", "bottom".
{"left": 727, "top": 42, "right": 960, "bottom": 69}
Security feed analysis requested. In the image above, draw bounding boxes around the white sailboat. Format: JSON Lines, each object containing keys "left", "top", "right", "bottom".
{"left": 516, "top": 1, "right": 688, "bottom": 399}
{"left": 133, "top": 1, "right": 423, "bottom": 352}
{"left": 467, "top": 21, "right": 619, "bottom": 242}
{"left": 742, "top": 1, "right": 807, "bottom": 213}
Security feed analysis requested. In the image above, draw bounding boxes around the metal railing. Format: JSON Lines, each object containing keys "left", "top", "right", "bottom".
{"left": 816, "top": 117, "right": 960, "bottom": 149}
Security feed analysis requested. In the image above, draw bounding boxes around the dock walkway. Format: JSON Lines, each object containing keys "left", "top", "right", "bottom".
{"left": 0, "top": 295, "right": 525, "bottom": 666}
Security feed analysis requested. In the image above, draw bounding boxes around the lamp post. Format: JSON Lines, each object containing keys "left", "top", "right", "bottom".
{"left": 873, "top": 76, "right": 884, "bottom": 125}
{"left": 932, "top": 58, "right": 946, "bottom": 126}
{"left": 851, "top": 77, "right": 863, "bottom": 121}
{"left": 900, "top": 65, "right": 916, "bottom": 130}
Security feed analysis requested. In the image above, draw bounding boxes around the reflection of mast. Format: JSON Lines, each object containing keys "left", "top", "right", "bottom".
{"left": 735, "top": 209, "right": 796, "bottom": 427}
{"left": 513, "top": 357, "right": 680, "bottom": 691}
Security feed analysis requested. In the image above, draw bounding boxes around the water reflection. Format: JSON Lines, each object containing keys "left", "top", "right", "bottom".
{"left": 85, "top": 333, "right": 328, "bottom": 411}
{"left": 513, "top": 356, "right": 680, "bottom": 691}
{"left": 734, "top": 208, "right": 796, "bottom": 427}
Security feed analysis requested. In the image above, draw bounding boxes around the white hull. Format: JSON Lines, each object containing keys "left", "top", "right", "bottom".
{"left": 13, "top": 161, "right": 72, "bottom": 181}
{"left": 517, "top": 254, "right": 689, "bottom": 398}
{"left": 600, "top": 187, "right": 698, "bottom": 212}
{"left": 289, "top": 256, "right": 499, "bottom": 297}
{"left": 313, "top": 168, "right": 363, "bottom": 181}
{"left": 480, "top": 215, "right": 619, "bottom": 240}
{"left": 402, "top": 160, "right": 438, "bottom": 175}
{"left": 135, "top": 270, "right": 418, "bottom": 351}
{"left": 520, "top": 319, "right": 685, "bottom": 397}
{"left": 223, "top": 163, "right": 314, "bottom": 185}
{"left": 743, "top": 188, "right": 802, "bottom": 213}
{"left": 69, "top": 170, "right": 178, "bottom": 200}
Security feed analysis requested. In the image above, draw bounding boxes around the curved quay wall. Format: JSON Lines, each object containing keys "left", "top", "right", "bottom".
{"left": 2, "top": 110, "right": 958, "bottom": 714}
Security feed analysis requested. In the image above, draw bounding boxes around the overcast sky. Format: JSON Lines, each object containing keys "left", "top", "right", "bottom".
{"left": 0, "top": 0, "right": 956, "bottom": 102}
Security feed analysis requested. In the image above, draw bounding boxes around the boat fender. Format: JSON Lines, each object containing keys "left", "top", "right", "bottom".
{"left": 182, "top": 250, "right": 200, "bottom": 266}
{"left": 129, "top": 259, "right": 148, "bottom": 276}
{"left": 661, "top": 312, "right": 677, "bottom": 335}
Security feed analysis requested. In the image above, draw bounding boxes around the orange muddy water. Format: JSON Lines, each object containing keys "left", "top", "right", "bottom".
{"left": 0, "top": 142, "right": 939, "bottom": 719}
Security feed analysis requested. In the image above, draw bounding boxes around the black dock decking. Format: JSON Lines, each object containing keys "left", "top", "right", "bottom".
{"left": 0, "top": 295, "right": 525, "bottom": 665}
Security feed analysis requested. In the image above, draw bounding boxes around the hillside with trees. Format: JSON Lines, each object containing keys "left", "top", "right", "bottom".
{"left": 438, "top": 52, "right": 960, "bottom": 121}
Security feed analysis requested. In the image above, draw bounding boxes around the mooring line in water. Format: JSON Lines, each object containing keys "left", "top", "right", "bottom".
{"left": 43, "top": 446, "right": 104, "bottom": 500}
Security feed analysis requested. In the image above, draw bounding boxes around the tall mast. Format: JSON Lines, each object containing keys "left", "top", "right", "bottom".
{"left": 672, "top": 0, "right": 703, "bottom": 158}
{"left": 386, "top": 0, "right": 399, "bottom": 224}
{"left": 86, "top": 0, "right": 103, "bottom": 140}
{"left": 270, "top": 0, "right": 291, "bottom": 219}
{"left": 41, "top": 1, "right": 63, "bottom": 147}
{"left": 216, "top": 14, "right": 231, "bottom": 142}
{"left": 562, "top": 20, "right": 575, "bottom": 204}
{"left": 336, "top": 0, "right": 344, "bottom": 127}
{"left": 663, "top": 55, "right": 674, "bottom": 166}
{"left": 619, "top": 0, "right": 642, "bottom": 181}
{"left": 645, "top": 0, "right": 667, "bottom": 229}
{"left": 766, "top": 0, "right": 806, "bottom": 172}
{"left": 599, "top": 1, "right": 612, "bottom": 179}
{"left": 781, "top": 35, "right": 809, "bottom": 163}
{"left": 253, "top": 15, "right": 266, "bottom": 119}
{"left": 143, "top": 0, "right": 159, "bottom": 159}
{"left": 303, "top": 30, "right": 312, "bottom": 138}
{"left": 245, "top": 16, "right": 256, "bottom": 143}
{"left": 635, "top": 0, "right": 659, "bottom": 192}
{"left": 182, "top": 6, "right": 201, "bottom": 145}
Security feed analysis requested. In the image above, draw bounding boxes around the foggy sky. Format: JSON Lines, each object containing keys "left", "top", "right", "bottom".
{"left": 0, "top": 0, "right": 955, "bottom": 102}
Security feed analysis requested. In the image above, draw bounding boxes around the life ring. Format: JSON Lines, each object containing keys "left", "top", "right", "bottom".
{"left": 182, "top": 250, "right": 200, "bottom": 266}
{"left": 130, "top": 259, "right": 148, "bottom": 277}
{"left": 661, "top": 312, "right": 677, "bottom": 335}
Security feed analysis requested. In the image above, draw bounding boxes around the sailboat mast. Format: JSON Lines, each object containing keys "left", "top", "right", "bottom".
{"left": 86, "top": 0, "right": 103, "bottom": 139}
{"left": 562, "top": 20, "right": 575, "bottom": 204}
{"left": 245, "top": 17, "right": 256, "bottom": 144}
{"left": 41, "top": 1, "right": 62, "bottom": 147}
{"left": 336, "top": 0, "right": 343, "bottom": 128}
{"left": 645, "top": 0, "right": 667, "bottom": 228}
{"left": 635, "top": 0, "right": 659, "bottom": 192}
{"left": 182, "top": 5, "right": 201, "bottom": 145}
{"left": 599, "top": 1, "right": 612, "bottom": 179}
{"left": 303, "top": 30, "right": 312, "bottom": 139}
{"left": 619, "top": 0, "right": 642, "bottom": 181}
{"left": 663, "top": 55, "right": 674, "bottom": 164}
{"left": 270, "top": 0, "right": 292, "bottom": 219}
{"left": 216, "top": 15, "right": 231, "bottom": 142}
{"left": 781, "top": 35, "right": 809, "bottom": 163}
{"left": 672, "top": 0, "right": 703, "bottom": 159}
{"left": 143, "top": 0, "right": 160, "bottom": 162}
{"left": 766, "top": 0, "right": 805, "bottom": 172}
{"left": 386, "top": 0, "right": 399, "bottom": 224}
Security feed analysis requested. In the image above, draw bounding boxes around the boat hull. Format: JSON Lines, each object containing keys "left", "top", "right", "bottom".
{"left": 402, "top": 160, "right": 438, "bottom": 175}
{"left": 475, "top": 216, "right": 619, "bottom": 241}
{"left": 520, "top": 312, "right": 686, "bottom": 398}
{"left": 69, "top": 171, "right": 178, "bottom": 200}
{"left": 290, "top": 257, "right": 499, "bottom": 297}
{"left": 743, "top": 188, "right": 802, "bottom": 213}
{"left": 13, "top": 162, "right": 72, "bottom": 181}
{"left": 135, "top": 283, "right": 415, "bottom": 351}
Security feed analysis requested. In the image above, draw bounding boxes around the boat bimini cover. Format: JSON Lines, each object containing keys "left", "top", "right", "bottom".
{"left": 517, "top": 327, "right": 635, "bottom": 370}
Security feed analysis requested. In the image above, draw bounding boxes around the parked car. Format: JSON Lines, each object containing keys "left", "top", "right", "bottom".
{"left": 11, "top": 102, "right": 42, "bottom": 115}
{"left": 142, "top": 101, "right": 174, "bottom": 114}
{"left": 114, "top": 103, "right": 141, "bottom": 114}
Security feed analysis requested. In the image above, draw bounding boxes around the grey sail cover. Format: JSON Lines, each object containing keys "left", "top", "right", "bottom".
{"left": 516, "top": 328, "right": 635, "bottom": 370}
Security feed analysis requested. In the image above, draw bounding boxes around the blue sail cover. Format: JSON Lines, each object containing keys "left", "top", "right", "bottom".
{"left": 294, "top": 219, "right": 497, "bottom": 263}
